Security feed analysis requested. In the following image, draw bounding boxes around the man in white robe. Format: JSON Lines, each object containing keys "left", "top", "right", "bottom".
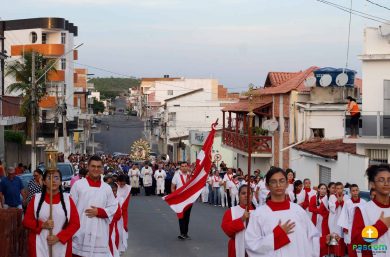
{"left": 154, "top": 165, "right": 166, "bottom": 196}
{"left": 71, "top": 155, "right": 118, "bottom": 257}
{"left": 141, "top": 163, "right": 153, "bottom": 196}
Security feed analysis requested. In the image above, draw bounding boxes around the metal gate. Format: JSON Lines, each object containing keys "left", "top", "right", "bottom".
{"left": 319, "top": 165, "right": 331, "bottom": 185}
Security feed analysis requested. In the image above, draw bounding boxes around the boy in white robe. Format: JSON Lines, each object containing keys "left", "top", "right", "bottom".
{"left": 245, "top": 167, "right": 320, "bottom": 257}
{"left": 71, "top": 155, "right": 118, "bottom": 257}
{"left": 227, "top": 175, "right": 240, "bottom": 207}
{"left": 116, "top": 175, "right": 131, "bottom": 253}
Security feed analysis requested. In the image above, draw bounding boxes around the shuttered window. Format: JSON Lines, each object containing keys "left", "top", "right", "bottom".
{"left": 366, "top": 149, "right": 388, "bottom": 164}
{"left": 319, "top": 165, "right": 331, "bottom": 185}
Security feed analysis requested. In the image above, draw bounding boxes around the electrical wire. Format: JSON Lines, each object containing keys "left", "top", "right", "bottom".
{"left": 365, "top": 0, "right": 390, "bottom": 11}
{"left": 316, "top": 0, "right": 390, "bottom": 24}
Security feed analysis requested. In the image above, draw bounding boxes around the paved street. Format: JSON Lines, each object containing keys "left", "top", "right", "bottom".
{"left": 125, "top": 195, "right": 227, "bottom": 257}
{"left": 94, "top": 97, "right": 145, "bottom": 153}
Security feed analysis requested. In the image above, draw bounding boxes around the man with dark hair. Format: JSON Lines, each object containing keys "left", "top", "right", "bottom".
{"left": 171, "top": 161, "right": 192, "bottom": 240}
{"left": 71, "top": 155, "right": 118, "bottom": 257}
{"left": 0, "top": 167, "right": 24, "bottom": 209}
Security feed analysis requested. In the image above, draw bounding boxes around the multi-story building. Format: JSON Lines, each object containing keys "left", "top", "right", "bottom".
{"left": 2, "top": 17, "right": 79, "bottom": 154}
{"left": 344, "top": 24, "right": 390, "bottom": 165}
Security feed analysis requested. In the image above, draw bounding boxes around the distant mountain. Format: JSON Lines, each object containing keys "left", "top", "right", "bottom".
{"left": 90, "top": 77, "right": 140, "bottom": 99}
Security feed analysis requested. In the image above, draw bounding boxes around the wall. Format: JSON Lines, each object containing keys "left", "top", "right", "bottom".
{"left": 189, "top": 132, "right": 237, "bottom": 168}
{"left": 237, "top": 154, "right": 271, "bottom": 175}
{"left": 290, "top": 149, "right": 369, "bottom": 190}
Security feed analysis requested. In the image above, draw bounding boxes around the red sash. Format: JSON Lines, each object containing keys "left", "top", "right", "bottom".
{"left": 180, "top": 174, "right": 188, "bottom": 185}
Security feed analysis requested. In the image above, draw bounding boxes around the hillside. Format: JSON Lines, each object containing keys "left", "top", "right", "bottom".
{"left": 90, "top": 77, "right": 140, "bottom": 99}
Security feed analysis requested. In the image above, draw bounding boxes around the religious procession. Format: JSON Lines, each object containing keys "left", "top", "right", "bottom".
{"left": 0, "top": 120, "right": 389, "bottom": 257}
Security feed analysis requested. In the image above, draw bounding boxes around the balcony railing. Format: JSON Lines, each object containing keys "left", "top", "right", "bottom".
{"left": 345, "top": 111, "right": 390, "bottom": 138}
{"left": 222, "top": 129, "right": 272, "bottom": 153}
{"left": 11, "top": 44, "right": 65, "bottom": 56}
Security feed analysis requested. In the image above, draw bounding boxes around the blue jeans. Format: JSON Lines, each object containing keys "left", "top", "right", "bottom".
{"left": 208, "top": 184, "right": 213, "bottom": 204}
{"left": 212, "top": 187, "right": 220, "bottom": 205}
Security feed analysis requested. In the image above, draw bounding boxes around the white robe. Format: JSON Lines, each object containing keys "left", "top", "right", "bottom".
{"left": 33, "top": 193, "right": 71, "bottom": 257}
{"left": 231, "top": 205, "right": 255, "bottom": 257}
{"left": 116, "top": 184, "right": 131, "bottom": 253}
{"left": 71, "top": 179, "right": 118, "bottom": 257}
{"left": 128, "top": 169, "right": 140, "bottom": 188}
{"left": 245, "top": 202, "right": 320, "bottom": 257}
{"left": 356, "top": 200, "right": 390, "bottom": 257}
{"left": 328, "top": 194, "right": 349, "bottom": 238}
{"left": 337, "top": 198, "right": 367, "bottom": 244}
{"left": 141, "top": 167, "right": 153, "bottom": 187}
{"left": 154, "top": 170, "right": 166, "bottom": 193}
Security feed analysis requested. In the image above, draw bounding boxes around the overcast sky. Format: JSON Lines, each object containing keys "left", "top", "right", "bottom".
{"left": 3, "top": 0, "right": 389, "bottom": 91}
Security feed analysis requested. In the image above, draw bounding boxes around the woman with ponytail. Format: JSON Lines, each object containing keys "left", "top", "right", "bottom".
{"left": 23, "top": 170, "right": 80, "bottom": 257}
{"left": 288, "top": 180, "right": 309, "bottom": 210}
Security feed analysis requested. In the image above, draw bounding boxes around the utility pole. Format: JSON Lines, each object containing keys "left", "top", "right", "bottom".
{"left": 62, "top": 83, "right": 68, "bottom": 159}
{"left": 54, "top": 84, "right": 59, "bottom": 149}
{"left": 31, "top": 52, "right": 37, "bottom": 171}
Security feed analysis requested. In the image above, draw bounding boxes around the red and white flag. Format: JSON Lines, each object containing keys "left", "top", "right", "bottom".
{"left": 163, "top": 122, "right": 217, "bottom": 218}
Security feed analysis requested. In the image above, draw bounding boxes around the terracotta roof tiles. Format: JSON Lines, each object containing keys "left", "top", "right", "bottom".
{"left": 294, "top": 139, "right": 356, "bottom": 160}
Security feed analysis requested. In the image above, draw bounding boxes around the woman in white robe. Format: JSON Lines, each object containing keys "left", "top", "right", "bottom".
{"left": 245, "top": 167, "right": 320, "bottom": 257}
{"left": 23, "top": 170, "right": 80, "bottom": 257}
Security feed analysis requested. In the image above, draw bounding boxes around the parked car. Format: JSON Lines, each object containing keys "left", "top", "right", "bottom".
{"left": 360, "top": 191, "right": 371, "bottom": 202}
{"left": 130, "top": 110, "right": 137, "bottom": 116}
{"left": 17, "top": 173, "right": 33, "bottom": 189}
{"left": 38, "top": 162, "right": 76, "bottom": 192}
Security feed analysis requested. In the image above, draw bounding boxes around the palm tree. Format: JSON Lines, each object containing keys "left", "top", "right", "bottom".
{"left": 6, "top": 51, "right": 57, "bottom": 137}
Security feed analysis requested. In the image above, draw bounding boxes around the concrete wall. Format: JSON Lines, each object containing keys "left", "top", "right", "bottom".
{"left": 290, "top": 149, "right": 369, "bottom": 190}
{"left": 237, "top": 154, "right": 272, "bottom": 175}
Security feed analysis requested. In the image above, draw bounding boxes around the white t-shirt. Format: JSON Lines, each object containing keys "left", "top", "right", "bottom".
{"left": 171, "top": 171, "right": 189, "bottom": 190}
{"left": 211, "top": 175, "right": 222, "bottom": 188}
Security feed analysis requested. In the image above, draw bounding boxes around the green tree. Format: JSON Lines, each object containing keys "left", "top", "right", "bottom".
{"left": 6, "top": 51, "right": 57, "bottom": 137}
{"left": 91, "top": 99, "right": 105, "bottom": 114}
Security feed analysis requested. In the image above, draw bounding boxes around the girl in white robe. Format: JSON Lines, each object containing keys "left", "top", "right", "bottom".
{"left": 221, "top": 185, "right": 255, "bottom": 257}
{"left": 23, "top": 170, "right": 80, "bottom": 257}
{"left": 351, "top": 164, "right": 390, "bottom": 257}
{"left": 116, "top": 175, "right": 131, "bottom": 253}
{"left": 245, "top": 167, "right": 320, "bottom": 257}
{"left": 288, "top": 180, "right": 309, "bottom": 210}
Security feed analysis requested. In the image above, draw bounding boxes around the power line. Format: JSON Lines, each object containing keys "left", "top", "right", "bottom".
{"left": 317, "top": 0, "right": 390, "bottom": 24}
{"left": 365, "top": 0, "right": 390, "bottom": 11}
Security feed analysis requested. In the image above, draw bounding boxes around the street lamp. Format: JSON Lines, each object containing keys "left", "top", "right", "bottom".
{"left": 246, "top": 93, "right": 255, "bottom": 215}
{"left": 44, "top": 146, "right": 58, "bottom": 257}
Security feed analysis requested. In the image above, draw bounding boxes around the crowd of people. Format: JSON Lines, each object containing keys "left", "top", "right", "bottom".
{"left": 220, "top": 165, "right": 390, "bottom": 257}
{"left": 0, "top": 153, "right": 389, "bottom": 257}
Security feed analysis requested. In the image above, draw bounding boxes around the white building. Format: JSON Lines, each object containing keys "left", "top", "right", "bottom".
{"left": 344, "top": 24, "right": 390, "bottom": 167}
{"left": 3, "top": 17, "right": 79, "bottom": 154}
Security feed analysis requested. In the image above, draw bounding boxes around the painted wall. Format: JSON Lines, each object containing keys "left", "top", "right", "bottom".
{"left": 237, "top": 154, "right": 271, "bottom": 175}
{"left": 290, "top": 149, "right": 369, "bottom": 190}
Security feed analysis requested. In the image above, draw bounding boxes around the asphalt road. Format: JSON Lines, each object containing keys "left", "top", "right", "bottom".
{"left": 94, "top": 97, "right": 145, "bottom": 153}
{"left": 125, "top": 195, "right": 228, "bottom": 257}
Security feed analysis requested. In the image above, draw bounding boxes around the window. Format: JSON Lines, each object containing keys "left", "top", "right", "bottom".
{"left": 167, "top": 90, "right": 173, "bottom": 95}
{"left": 61, "top": 58, "right": 66, "bottom": 70}
{"left": 319, "top": 165, "right": 331, "bottom": 185}
{"left": 311, "top": 128, "right": 324, "bottom": 138}
{"left": 30, "top": 32, "right": 37, "bottom": 43}
{"left": 366, "top": 149, "right": 388, "bottom": 165}
{"left": 284, "top": 118, "right": 289, "bottom": 133}
{"left": 168, "top": 112, "right": 176, "bottom": 122}
{"left": 42, "top": 33, "right": 47, "bottom": 44}
{"left": 61, "top": 32, "right": 66, "bottom": 44}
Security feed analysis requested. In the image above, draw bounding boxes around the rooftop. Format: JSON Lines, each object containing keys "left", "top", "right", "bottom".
{"left": 294, "top": 139, "right": 356, "bottom": 160}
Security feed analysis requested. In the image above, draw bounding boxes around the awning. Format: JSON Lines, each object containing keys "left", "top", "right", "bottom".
{"left": 222, "top": 100, "right": 272, "bottom": 112}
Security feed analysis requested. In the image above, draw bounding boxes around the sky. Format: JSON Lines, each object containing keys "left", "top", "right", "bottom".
{"left": 2, "top": 0, "right": 390, "bottom": 91}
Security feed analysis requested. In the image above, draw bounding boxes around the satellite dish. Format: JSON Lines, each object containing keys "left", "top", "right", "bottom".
{"left": 264, "top": 119, "right": 279, "bottom": 132}
{"left": 319, "top": 74, "right": 332, "bottom": 87}
{"left": 336, "top": 73, "right": 348, "bottom": 87}
{"left": 304, "top": 76, "right": 316, "bottom": 88}
{"left": 262, "top": 120, "right": 272, "bottom": 130}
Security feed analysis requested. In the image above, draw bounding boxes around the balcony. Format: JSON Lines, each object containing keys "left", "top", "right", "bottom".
{"left": 11, "top": 44, "right": 65, "bottom": 57}
{"left": 74, "top": 50, "right": 78, "bottom": 60}
{"left": 39, "top": 96, "right": 57, "bottom": 109}
{"left": 222, "top": 129, "right": 272, "bottom": 156}
{"left": 343, "top": 111, "right": 390, "bottom": 144}
{"left": 47, "top": 70, "right": 65, "bottom": 82}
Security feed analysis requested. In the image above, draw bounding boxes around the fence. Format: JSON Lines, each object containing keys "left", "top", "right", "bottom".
{"left": 0, "top": 208, "right": 28, "bottom": 257}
